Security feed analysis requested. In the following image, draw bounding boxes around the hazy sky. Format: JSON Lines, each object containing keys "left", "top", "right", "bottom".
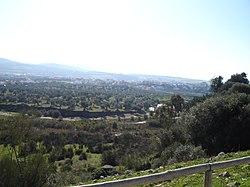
{"left": 0, "top": 0, "right": 249, "bottom": 80}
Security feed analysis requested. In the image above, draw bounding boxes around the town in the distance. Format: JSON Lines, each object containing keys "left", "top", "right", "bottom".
{"left": 0, "top": 58, "right": 250, "bottom": 187}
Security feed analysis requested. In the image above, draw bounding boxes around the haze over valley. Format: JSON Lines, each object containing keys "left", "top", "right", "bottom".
{"left": 0, "top": 1, "right": 250, "bottom": 186}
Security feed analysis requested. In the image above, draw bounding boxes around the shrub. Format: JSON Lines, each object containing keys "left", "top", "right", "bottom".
{"left": 92, "top": 168, "right": 107, "bottom": 179}
{"left": 79, "top": 152, "right": 87, "bottom": 161}
{"left": 183, "top": 93, "right": 250, "bottom": 155}
{"left": 173, "top": 144, "right": 205, "bottom": 162}
{"left": 102, "top": 150, "right": 117, "bottom": 166}
{"left": 148, "top": 119, "right": 162, "bottom": 128}
{"left": 60, "top": 159, "right": 73, "bottom": 172}
{"left": 65, "top": 148, "right": 74, "bottom": 159}
{"left": 75, "top": 149, "right": 83, "bottom": 155}
{"left": 0, "top": 149, "right": 55, "bottom": 187}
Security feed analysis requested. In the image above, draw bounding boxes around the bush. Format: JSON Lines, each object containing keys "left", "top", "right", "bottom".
{"left": 134, "top": 159, "right": 151, "bottom": 171}
{"left": 60, "top": 159, "right": 73, "bottom": 172}
{"left": 112, "top": 122, "right": 118, "bottom": 129}
{"left": 65, "top": 148, "right": 74, "bottom": 159}
{"left": 79, "top": 152, "right": 87, "bottom": 161}
{"left": 148, "top": 119, "right": 162, "bottom": 128}
{"left": 0, "top": 115, "right": 55, "bottom": 186}
{"left": 229, "top": 83, "right": 250, "bottom": 94}
{"left": 75, "top": 149, "right": 83, "bottom": 155}
{"left": 173, "top": 144, "right": 205, "bottom": 162}
{"left": 0, "top": 149, "right": 55, "bottom": 187}
{"left": 51, "top": 110, "right": 62, "bottom": 118}
{"left": 102, "top": 150, "right": 117, "bottom": 166}
{"left": 183, "top": 93, "right": 250, "bottom": 155}
{"left": 92, "top": 168, "right": 107, "bottom": 179}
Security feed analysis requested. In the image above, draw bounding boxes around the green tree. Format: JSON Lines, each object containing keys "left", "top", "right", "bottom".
{"left": 229, "top": 83, "right": 250, "bottom": 94}
{"left": 102, "top": 150, "right": 117, "bottom": 166}
{"left": 182, "top": 93, "right": 250, "bottom": 155}
{"left": 170, "top": 94, "right": 184, "bottom": 112}
{"left": 227, "top": 72, "right": 249, "bottom": 84}
{"left": 218, "top": 73, "right": 249, "bottom": 92}
{"left": 210, "top": 76, "right": 223, "bottom": 93}
{"left": 80, "top": 99, "right": 89, "bottom": 111}
{"left": 51, "top": 110, "right": 61, "bottom": 118}
{"left": 0, "top": 115, "right": 55, "bottom": 187}
{"left": 155, "top": 104, "right": 174, "bottom": 128}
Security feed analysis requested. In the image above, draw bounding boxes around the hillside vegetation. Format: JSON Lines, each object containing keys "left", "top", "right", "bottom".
{"left": 0, "top": 72, "right": 249, "bottom": 187}
{"left": 85, "top": 150, "right": 250, "bottom": 187}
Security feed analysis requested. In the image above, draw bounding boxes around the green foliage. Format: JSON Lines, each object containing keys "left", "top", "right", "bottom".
{"left": 210, "top": 76, "right": 223, "bottom": 92}
{"left": 51, "top": 110, "right": 62, "bottom": 118}
{"left": 172, "top": 144, "right": 205, "bottom": 162}
{"left": 229, "top": 83, "right": 250, "bottom": 94}
{"left": 19, "top": 141, "right": 37, "bottom": 157}
{"left": 0, "top": 149, "right": 20, "bottom": 187}
{"left": 159, "top": 130, "right": 174, "bottom": 148}
{"left": 154, "top": 105, "right": 175, "bottom": 128}
{"left": 0, "top": 115, "right": 32, "bottom": 146}
{"left": 112, "top": 122, "right": 118, "bottom": 129}
{"left": 153, "top": 143, "right": 205, "bottom": 167}
{"left": 0, "top": 146, "right": 55, "bottom": 187}
{"left": 102, "top": 150, "right": 118, "bottom": 166}
{"left": 219, "top": 81, "right": 234, "bottom": 92}
{"left": 214, "top": 72, "right": 249, "bottom": 93}
{"left": 1, "top": 72, "right": 249, "bottom": 186}
{"left": 89, "top": 150, "right": 250, "bottom": 187}
{"left": 227, "top": 72, "right": 249, "bottom": 84}
{"left": 155, "top": 150, "right": 250, "bottom": 187}
{"left": 49, "top": 147, "right": 65, "bottom": 162}
{"left": 0, "top": 78, "right": 166, "bottom": 114}
{"left": 79, "top": 152, "right": 87, "bottom": 161}
{"left": 75, "top": 149, "right": 83, "bottom": 155}
{"left": 133, "top": 159, "right": 151, "bottom": 171}
{"left": 60, "top": 158, "right": 73, "bottom": 172}
{"left": 183, "top": 93, "right": 250, "bottom": 155}
{"left": 148, "top": 119, "right": 162, "bottom": 128}
{"left": 65, "top": 147, "right": 74, "bottom": 159}
{"left": 0, "top": 116, "right": 55, "bottom": 187}
{"left": 92, "top": 168, "right": 107, "bottom": 179}
{"left": 170, "top": 94, "right": 184, "bottom": 112}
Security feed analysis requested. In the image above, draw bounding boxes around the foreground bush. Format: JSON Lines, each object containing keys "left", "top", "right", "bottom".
{"left": 0, "top": 147, "right": 55, "bottom": 187}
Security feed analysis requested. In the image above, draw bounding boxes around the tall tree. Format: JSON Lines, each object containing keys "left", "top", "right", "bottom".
{"left": 170, "top": 94, "right": 184, "bottom": 112}
{"left": 227, "top": 72, "right": 249, "bottom": 84}
{"left": 210, "top": 76, "right": 223, "bottom": 92}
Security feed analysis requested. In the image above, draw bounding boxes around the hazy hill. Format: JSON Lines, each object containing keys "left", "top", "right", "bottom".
{"left": 0, "top": 58, "right": 86, "bottom": 77}
{"left": 0, "top": 58, "right": 207, "bottom": 84}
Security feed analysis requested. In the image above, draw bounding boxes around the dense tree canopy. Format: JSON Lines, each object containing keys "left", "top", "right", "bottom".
{"left": 210, "top": 76, "right": 223, "bottom": 93}
{"left": 170, "top": 94, "right": 184, "bottom": 112}
{"left": 227, "top": 72, "right": 249, "bottom": 84}
{"left": 182, "top": 93, "right": 250, "bottom": 155}
{"left": 210, "top": 72, "right": 249, "bottom": 94}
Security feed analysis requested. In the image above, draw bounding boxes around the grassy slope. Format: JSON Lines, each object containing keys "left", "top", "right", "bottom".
{"left": 79, "top": 150, "right": 250, "bottom": 187}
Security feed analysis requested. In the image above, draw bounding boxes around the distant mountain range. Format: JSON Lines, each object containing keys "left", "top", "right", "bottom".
{"left": 0, "top": 58, "right": 207, "bottom": 84}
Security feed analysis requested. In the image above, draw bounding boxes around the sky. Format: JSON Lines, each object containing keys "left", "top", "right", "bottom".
{"left": 0, "top": 0, "right": 249, "bottom": 80}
